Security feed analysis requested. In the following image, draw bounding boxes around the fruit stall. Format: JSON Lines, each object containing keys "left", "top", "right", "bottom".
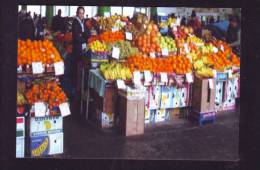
{"left": 77, "top": 13, "right": 240, "bottom": 136}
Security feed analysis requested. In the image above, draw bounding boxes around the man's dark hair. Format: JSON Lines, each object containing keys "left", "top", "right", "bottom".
{"left": 58, "top": 9, "right": 62, "bottom": 15}
{"left": 77, "top": 6, "right": 85, "bottom": 14}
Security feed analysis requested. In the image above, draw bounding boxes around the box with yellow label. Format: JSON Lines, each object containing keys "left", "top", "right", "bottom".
{"left": 30, "top": 116, "right": 63, "bottom": 136}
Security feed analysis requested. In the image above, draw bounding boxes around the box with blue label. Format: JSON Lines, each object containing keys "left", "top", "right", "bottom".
{"left": 149, "top": 86, "right": 161, "bottom": 110}
{"left": 160, "top": 86, "right": 172, "bottom": 109}
{"left": 30, "top": 116, "right": 63, "bottom": 136}
{"left": 170, "top": 87, "right": 180, "bottom": 108}
{"left": 30, "top": 132, "right": 63, "bottom": 157}
{"left": 190, "top": 111, "right": 216, "bottom": 126}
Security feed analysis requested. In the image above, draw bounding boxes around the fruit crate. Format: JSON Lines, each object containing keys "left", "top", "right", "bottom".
{"left": 189, "top": 111, "right": 216, "bottom": 126}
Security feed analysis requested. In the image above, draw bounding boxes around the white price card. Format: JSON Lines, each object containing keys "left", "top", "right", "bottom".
{"left": 116, "top": 79, "right": 126, "bottom": 89}
{"left": 59, "top": 102, "right": 71, "bottom": 117}
{"left": 208, "top": 79, "right": 214, "bottom": 89}
{"left": 35, "top": 102, "right": 46, "bottom": 117}
{"left": 212, "top": 69, "right": 217, "bottom": 78}
{"left": 176, "top": 18, "right": 181, "bottom": 26}
{"left": 133, "top": 71, "right": 142, "bottom": 85}
{"left": 125, "top": 32, "right": 133, "bottom": 40}
{"left": 221, "top": 45, "right": 224, "bottom": 52}
{"left": 54, "top": 61, "right": 64, "bottom": 76}
{"left": 213, "top": 47, "right": 219, "bottom": 53}
{"left": 144, "top": 70, "right": 153, "bottom": 82}
{"left": 186, "top": 73, "right": 193, "bottom": 83}
{"left": 160, "top": 73, "right": 168, "bottom": 83}
{"left": 173, "top": 26, "right": 177, "bottom": 31}
{"left": 228, "top": 69, "right": 233, "bottom": 78}
{"left": 112, "top": 47, "right": 120, "bottom": 59}
{"left": 32, "top": 62, "right": 44, "bottom": 74}
{"left": 150, "top": 52, "right": 156, "bottom": 58}
{"left": 162, "top": 48, "right": 169, "bottom": 56}
{"left": 184, "top": 43, "right": 190, "bottom": 54}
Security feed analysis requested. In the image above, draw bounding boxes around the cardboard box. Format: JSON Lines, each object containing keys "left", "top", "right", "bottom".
{"left": 17, "top": 117, "right": 25, "bottom": 137}
{"left": 16, "top": 137, "right": 25, "bottom": 158}
{"left": 118, "top": 90, "right": 145, "bottom": 136}
{"left": 30, "top": 116, "right": 63, "bottom": 136}
{"left": 171, "top": 87, "right": 180, "bottom": 108}
{"left": 160, "top": 86, "right": 172, "bottom": 109}
{"left": 190, "top": 111, "right": 216, "bottom": 126}
{"left": 97, "top": 110, "right": 114, "bottom": 128}
{"left": 192, "top": 77, "right": 216, "bottom": 113}
{"left": 149, "top": 86, "right": 161, "bottom": 110}
{"left": 30, "top": 132, "right": 63, "bottom": 157}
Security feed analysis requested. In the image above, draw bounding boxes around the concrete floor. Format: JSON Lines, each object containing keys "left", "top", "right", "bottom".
{"left": 61, "top": 106, "right": 239, "bottom": 160}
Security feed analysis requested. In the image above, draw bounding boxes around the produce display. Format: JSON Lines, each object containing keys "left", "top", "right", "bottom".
{"left": 25, "top": 81, "right": 68, "bottom": 110}
{"left": 98, "top": 15, "right": 128, "bottom": 31}
{"left": 99, "top": 30, "right": 125, "bottom": 43}
{"left": 100, "top": 62, "right": 132, "bottom": 80}
{"left": 125, "top": 54, "right": 192, "bottom": 74}
{"left": 89, "top": 40, "right": 110, "bottom": 53}
{"left": 157, "top": 36, "right": 177, "bottom": 53}
{"left": 17, "top": 91, "right": 27, "bottom": 105}
{"left": 18, "top": 39, "right": 63, "bottom": 66}
{"left": 172, "top": 26, "right": 194, "bottom": 39}
{"left": 108, "top": 40, "right": 139, "bottom": 59}
{"left": 187, "top": 35, "right": 204, "bottom": 46}
{"left": 159, "top": 17, "right": 177, "bottom": 28}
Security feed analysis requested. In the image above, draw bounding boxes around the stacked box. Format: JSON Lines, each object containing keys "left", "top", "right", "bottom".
{"left": 16, "top": 117, "right": 25, "bottom": 158}
{"left": 190, "top": 111, "right": 216, "bottom": 126}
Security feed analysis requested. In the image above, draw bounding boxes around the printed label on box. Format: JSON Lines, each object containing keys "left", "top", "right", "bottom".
{"left": 48, "top": 133, "right": 63, "bottom": 155}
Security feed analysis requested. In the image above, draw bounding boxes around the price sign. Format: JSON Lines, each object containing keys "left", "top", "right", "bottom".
{"left": 150, "top": 52, "right": 156, "bottom": 58}
{"left": 116, "top": 79, "right": 126, "bottom": 89}
{"left": 32, "top": 62, "right": 44, "bottom": 74}
{"left": 125, "top": 32, "right": 133, "bottom": 40}
{"left": 133, "top": 71, "right": 142, "bottom": 85}
{"left": 186, "top": 73, "right": 193, "bottom": 83}
{"left": 208, "top": 79, "right": 214, "bottom": 89}
{"left": 35, "top": 102, "right": 46, "bottom": 117}
{"left": 221, "top": 45, "right": 224, "bottom": 52}
{"left": 184, "top": 43, "right": 190, "bottom": 54}
{"left": 213, "top": 47, "right": 219, "bottom": 53}
{"left": 176, "top": 18, "right": 181, "bottom": 26}
{"left": 59, "top": 102, "right": 71, "bottom": 117}
{"left": 112, "top": 47, "right": 120, "bottom": 59}
{"left": 144, "top": 70, "right": 153, "bottom": 82}
{"left": 54, "top": 61, "right": 64, "bottom": 76}
{"left": 160, "top": 73, "right": 168, "bottom": 83}
{"left": 162, "top": 48, "right": 169, "bottom": 56}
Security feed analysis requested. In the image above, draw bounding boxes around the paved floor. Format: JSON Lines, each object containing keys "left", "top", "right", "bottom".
{"left": 61, "top": 106, "right": 239, "bottom": 160}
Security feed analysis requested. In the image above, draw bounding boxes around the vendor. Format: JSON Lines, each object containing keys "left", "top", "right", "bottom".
{"left": 226, "top": 15, "right": 241, "bottom": 55}
{"left": 71, "top": 6, "right": 90, "bottom": 97}
{"left": 51, "top": 9, "right": 66, "bottom": 33}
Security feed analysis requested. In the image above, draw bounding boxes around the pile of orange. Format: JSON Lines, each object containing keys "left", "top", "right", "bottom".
{"left": 26, "top": 81, "right": 67, "bottom": 110}
{"left": 133, "top": 23, "right": 161, "bottom": 54}
{"left": 99, "top": 30, "right": 124, "bottom": 43}
{"left": 17, "top": 39, "right": 62, "bottom": 66}
{"left": 125, "top": 54, "right": 192, "bottom": 74}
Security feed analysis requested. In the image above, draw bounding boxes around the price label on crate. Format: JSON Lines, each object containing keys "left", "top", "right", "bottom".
{"left": 212, "top": 69, "right": 217, "bottom": 78}
{"left": 32, "top": 62, "right": 44, "bottom": 74}
{"left": 133, "top": 71, "right": 142, "bottom": 85}
{"left": 208, "top": 79, "right": 214, "bottom": 89}
{"left": 160, "top": 72, "right": 168, "bottom": 83}
{"left": 59, "top": 102, "right": 71, "bottom": 117}
{"left": 54, "top": 61, "right": 64, "bottom": 76}
{"left": 186, "top": 73, "right": 193, "bottom": 83}
{"left": 112, "top": 47, "right": 120, "bottom": 59}
{"left": 184, "top": 43, "right": 190, "bottom": 54}
{"left": 125, "top": 32, "right": 133, "bottom": 40}
{"left": 35, "top": 102, "right": 46, "bottom": 117}
{"left": 213, "top": 47, "right": 219, "bottom": 53}
{"left": 149, "top": 52, "right": 156, "bottom": 58}
{"left": 162, "top": 48, "right": 169, "bottom": 56}
{"left": 221, "top": 45, "right": 224, "bottom": 52}
{"left": 116, "top": 79, "right": 126, "bottom": 89}
{"left": 144, "top": 70, "right": 153, "bottom": 82}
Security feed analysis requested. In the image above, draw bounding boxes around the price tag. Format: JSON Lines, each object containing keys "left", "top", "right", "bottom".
{"left": 184, "top": 43, "right": 190, "bottom": 54}
{"left": 133, "top": 71, "right": 142, "bottom": 85}
{"left": 116, "top": 79, "right": 126, "bottom": 89}
{"left": 162, "top": 48, "right": 169, "bottom": 56}
{"left": 54, "top": 61, "right": 64, "bottom": 76}
{"left": 112, "top": 47, "right": 120, "bottom": 59}
{"left": 17, "top": 65, "right": 22, "bottom": 73}
{"left": 173, "top": 26, "right": 177, "bottom": 31}
{"left": 212, "top": 69, "right": 217, "bottom": 78}
{"left": 112, "top": 27, "right": 119, "bottom": 32}
{"left": 59, "top": 102, "right": 71, "bottom": 117}
{"left": 32, "top": 62, "right": 44, "bottom": 74}
{"left": 144, "top": 70, "right": 153, "bottom": 82}
{"left": 160, "top": 73, "right": 168, "bottom": 83}
{"left": 208, "top": 79, "right": 214, "bottom": 89}
{"left": 150, "top": 52, "right": 156, "bottom": 58}
{"left": 125, "top": 32, "right": 133, "bottom": 40}
{"left": 221, "top": 45, "right": 224, "bottom": 52}
{"left": 213, "top": 47, "right": 218, "bottom": 53}
{"left": 186, "top": 73, "right": 193, "bottom": 83}
{"left": 35, "top": 102, "right": 46, "bottom": 117}
{"left": 228, "top": 69, "right": 233, "bottom": 78}
{"left": 176, "top": 18, "right": 181, "bottom": 26}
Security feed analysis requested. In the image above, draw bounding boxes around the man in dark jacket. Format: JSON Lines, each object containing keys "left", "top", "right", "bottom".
{"left": 51, "top": 9, "right": 66, "bottom": 33}
{"left": 19, "top": 13, "right": 35, "bottom": 40}
{"left": 71, "top": 6, "right": 90, "bottom": 97}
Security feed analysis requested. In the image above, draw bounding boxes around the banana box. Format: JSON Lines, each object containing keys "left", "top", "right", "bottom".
{"left": 30, "top": 116, "right": 63, "bottom": 136}
{"left": 223, "top": 79, "right": 236, "bottom": 110}
{"left": 171, "top": 87, "right": 180, "bottom": 108}
{"left": 154, "top": 109, "right": 166, "bottom": 123}
{"left": 160, "top": 86, "right": 172, "bottom": 109}
{"left": 100, "top": 111, "right": 114, "bottom": 128}
{"left": 215, "top": 81, "right": 224, "bottom": 111}
{"left": 30, "top": 132, "right": 63, "bottom": 157}
{"left": 178, "top": 87, "right": 188, "bottom": 108}
{"left": 149, "top": 86, "right": 161, "bottom": 110}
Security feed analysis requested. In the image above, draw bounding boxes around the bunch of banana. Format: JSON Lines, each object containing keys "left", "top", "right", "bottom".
{"left": 100, "top": 62, "right": 132, "bottom": 80}
{"left": 187, "top": 35, "right": 204, "bottom": 46}
{"left": 193, "top": 59, "right": 204, "bottom": 70}
{"left": 17, "top": 91, "right": 27, "bottom": 105}
{"left": 196, "top": 67, "right": 214, "bottom": 78}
